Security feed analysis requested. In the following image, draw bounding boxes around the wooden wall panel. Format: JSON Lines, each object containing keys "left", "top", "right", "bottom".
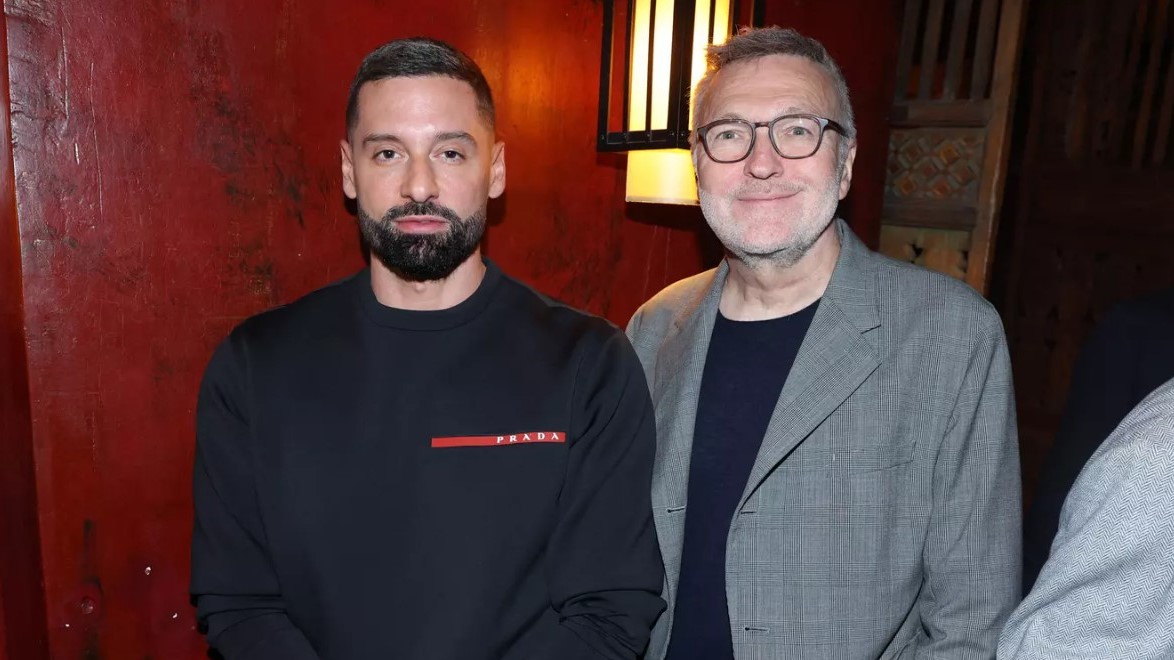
{"left": 993, "top": 0, "right": 1174, "bottom": 505}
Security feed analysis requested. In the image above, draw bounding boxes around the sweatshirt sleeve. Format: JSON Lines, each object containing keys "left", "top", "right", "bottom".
{"left": 542, "top": 327, "right": 666, "bottom": 659}
{"left": 190, "top": 334, "right": 321, "bottom": 660}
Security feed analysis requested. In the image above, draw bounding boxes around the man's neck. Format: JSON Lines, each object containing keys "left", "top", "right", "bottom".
{"left": 369, "top": 251, "right": 487, "bottom": 311}
{"left": 720, "top": 226, "right": 840, "bottom": 321}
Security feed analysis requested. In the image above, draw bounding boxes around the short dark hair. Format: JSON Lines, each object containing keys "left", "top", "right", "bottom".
{"left": 345, "top": 37, "right": 495, "bottom": 137}
{"left": 693, "top": 27, "right": 855, "bottom": 150}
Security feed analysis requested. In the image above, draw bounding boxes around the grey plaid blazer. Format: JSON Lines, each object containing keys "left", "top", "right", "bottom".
{"left": 626, "top": 220, "right": 1021, "bottom": 660}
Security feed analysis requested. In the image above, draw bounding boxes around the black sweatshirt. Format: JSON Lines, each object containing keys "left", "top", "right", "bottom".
{"left": 190, "top": 261, "right": 665, "bottom": 660}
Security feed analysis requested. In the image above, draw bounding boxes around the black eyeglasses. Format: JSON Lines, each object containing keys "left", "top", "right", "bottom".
{"left": 695, "top": 113, "right": 848, "bottom": 163}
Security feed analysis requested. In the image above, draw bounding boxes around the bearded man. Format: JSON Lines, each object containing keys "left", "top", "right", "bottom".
{"left": 190, "top": 37, "right": 664, "bottom": 660}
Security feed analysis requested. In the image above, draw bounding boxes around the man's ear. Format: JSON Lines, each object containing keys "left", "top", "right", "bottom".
{"left": 340, "top": 139, "right": 357, "bottom": 200}
{"left": 488, "top": 141, "right": 506, "bottom": 199}
{"left": 838, "top": 141, "right": 857, "bottom": 200}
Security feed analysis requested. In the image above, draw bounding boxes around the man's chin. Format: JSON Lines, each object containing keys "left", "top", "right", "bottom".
{"left": 722, "top": 232, "right": 819, "bottom": 265}
{"left": 378, "top": 260, "right": 462, "bottom": 283}
{"left": 372, "top": 245, "right": 478, "bottom": 283}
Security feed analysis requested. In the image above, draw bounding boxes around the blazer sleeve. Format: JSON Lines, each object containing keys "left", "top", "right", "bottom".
{"left": 190, "top": 334, "right": 321, "bottom": 660}
{"left": 915, "top": 314, "right": 1022, "bottom": 659}
{"left": 540, "top": 328, "right": 666, "bottom": 659}
{"left": 624, "top": 306, "right": 653, "bottom": 363}
{"left": 999, "top": 381, "right": 1174, "bottom": 659}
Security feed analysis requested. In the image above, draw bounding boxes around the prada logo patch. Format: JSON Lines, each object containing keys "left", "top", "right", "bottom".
{"left": 431, "top": 431, "right": 567, "bottom": 448}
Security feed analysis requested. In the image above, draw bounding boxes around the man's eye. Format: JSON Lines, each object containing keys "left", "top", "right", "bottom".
{"left": 440, "top": 150, "right": 464, "bottom": 160}
{"left": 781, "top": 125, "right": 813, "bottom": 137}
{"left": 375, "top": 149, "right": 399, "bottom": 161}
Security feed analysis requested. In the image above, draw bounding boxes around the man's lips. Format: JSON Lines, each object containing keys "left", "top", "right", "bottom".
{"left": 393, "top": 216, "right": 449, "bottom": 233}
{"left": 736, "top": 190, "right": 801, "bottom": 202}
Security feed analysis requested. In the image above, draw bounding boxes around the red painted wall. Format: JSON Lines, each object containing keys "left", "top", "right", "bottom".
{"left": 0, "top": 8, "right": 50, "bottom": 660}
{"left": 1, "top": 0, "right": 896, "bottom": 657}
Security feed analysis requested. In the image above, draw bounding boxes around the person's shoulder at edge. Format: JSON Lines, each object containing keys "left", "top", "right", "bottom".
{"left": 865, "top": 240, "right": 998, "bottom": 318}
{"left": 1095, "top": 285, "right": 1174, "bottom": 339}
{"left": 1117, "top": 284, "right": 1174, "bottom": 316}
{"left": 846, "top": 234, "right": 1007, "bottom": 358}
{"left": 636, "top": 267, "right": 720, "bottom": 315}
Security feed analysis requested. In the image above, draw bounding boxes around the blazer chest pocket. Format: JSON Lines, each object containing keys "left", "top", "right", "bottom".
{"left": 794, "top": 441, "right": 915, "bottom": 474}
{"left": 762, "top": 442, "right": 918, "bottom": 510}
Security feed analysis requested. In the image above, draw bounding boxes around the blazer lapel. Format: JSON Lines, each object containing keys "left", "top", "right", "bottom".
{"left": 651, "top": 263, "right": 727, "bottom": 590}
{"left": 739, "top": 221, "right": 882, "bottom": 509}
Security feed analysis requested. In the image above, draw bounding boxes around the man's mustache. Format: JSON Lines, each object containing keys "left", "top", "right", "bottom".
{"left": 382, "top": 201, "right": 462, "bottom": 225}
{"left": 733, "top": 182, "right": 805, "bottom": 197}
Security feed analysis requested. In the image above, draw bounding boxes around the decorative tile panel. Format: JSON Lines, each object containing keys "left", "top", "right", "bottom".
{"left": 885, "top": 128, "right": 985, "bottom": 203}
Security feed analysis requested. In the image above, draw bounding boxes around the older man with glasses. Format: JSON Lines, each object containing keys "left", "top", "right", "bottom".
{"left": 626, "top": 26, "right": 1022, "bottom": 660}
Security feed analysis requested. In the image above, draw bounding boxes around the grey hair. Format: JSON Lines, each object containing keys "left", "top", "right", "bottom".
{"left": 691, "top": 26, "right": 856, "bottom": 161}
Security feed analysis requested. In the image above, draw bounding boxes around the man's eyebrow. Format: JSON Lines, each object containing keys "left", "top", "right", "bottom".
{"left": 435, "top": 131, "right": 476, "bottom": 144}
{"left": 707, "top": 107, "right": 813, "bottom": 122}
{"left": 361, "top": 133, "right": 400, "bottom": 147}
{"left": 360, "top": 131, "right": 477, "bottom": 146}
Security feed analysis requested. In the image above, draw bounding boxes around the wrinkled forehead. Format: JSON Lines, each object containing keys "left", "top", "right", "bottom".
{"left": 701, "top": 54, "right": 841, "bottom": 123}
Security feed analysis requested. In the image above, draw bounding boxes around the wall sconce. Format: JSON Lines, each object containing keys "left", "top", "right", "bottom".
{"left": 597, "top": 0, "right": 762, "bottom": 205}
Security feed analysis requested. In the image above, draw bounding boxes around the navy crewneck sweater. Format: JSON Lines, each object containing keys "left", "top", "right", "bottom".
{"left": 191, "top": 261, "right": 665, "bottom": 660}
{"left": 666, "top": 302, "right": 819, "bottom": 660}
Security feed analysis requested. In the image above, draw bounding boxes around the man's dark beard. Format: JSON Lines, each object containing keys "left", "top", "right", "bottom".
{"left": 358, "top": 201, "right": 486, "bottom": 282}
